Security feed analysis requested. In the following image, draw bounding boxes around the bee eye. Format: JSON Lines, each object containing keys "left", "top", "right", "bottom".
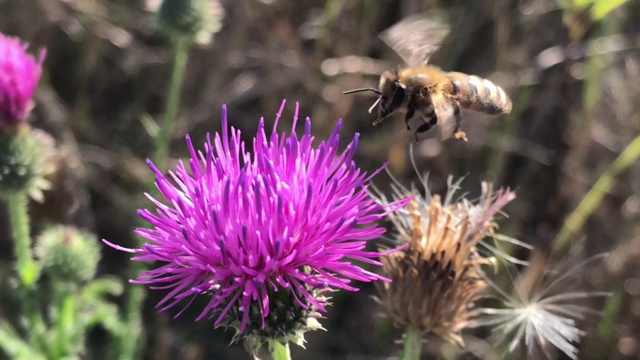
{"left": 378, "top": 82, "right": 407, "bottom": 119}
{"left": 390, "top": 83, "right": 407, "bottom": 108}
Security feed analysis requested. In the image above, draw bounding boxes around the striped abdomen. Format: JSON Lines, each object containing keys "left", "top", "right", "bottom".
{"left": 447, "top": 72, "right": 512, "bottom": 115}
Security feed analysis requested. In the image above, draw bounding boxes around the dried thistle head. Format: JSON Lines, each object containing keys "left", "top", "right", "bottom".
{"left": 472, "top": 251, "right": 611, "bottom": 360}
{"left": 376, "top": 178, "right": 516, "bottom": 346}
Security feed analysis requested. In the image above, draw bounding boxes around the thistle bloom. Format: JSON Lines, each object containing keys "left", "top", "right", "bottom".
{"left": 375, "top": 174, "right": 518, "bottom": 348}
{"left": 0, "top": 32, "right": 45, "bottom": 127}
{"left": 105, "top": 101, "right": 408, "bottom": 344}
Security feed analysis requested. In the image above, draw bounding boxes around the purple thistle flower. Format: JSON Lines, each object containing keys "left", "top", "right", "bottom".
{"left": 0, "top": 32, "right": 45, "bottom": 127}
{"left": 105, "top": 101, "right": 408, "bottom": 342}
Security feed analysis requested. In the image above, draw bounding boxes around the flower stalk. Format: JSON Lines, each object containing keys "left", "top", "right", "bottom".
{"left": 269, "top": 340, "right": 292, "bottom": 360}
{"left": 6, "top": 193, "right": 48, "bottom": 352}
{"left": 153, "top": 37, "right": 189, "bottom": 169}
{"left": 401, "top": 328, "right": 422, "bottom": 360}
{"left": 117, "top": 35, "right": 190, "bottom": 360}
{"left": 7, "top": 193, "right": 37, "bottom": 287}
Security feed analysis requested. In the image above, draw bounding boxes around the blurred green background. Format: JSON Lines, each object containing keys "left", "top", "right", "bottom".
{"left": 1, "top": 0, "right": 639, "bottom": 359}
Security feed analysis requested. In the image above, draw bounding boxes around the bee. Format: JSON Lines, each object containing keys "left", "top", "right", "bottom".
{"left": 344, "top": 15, "right": 512, "bottom": 141}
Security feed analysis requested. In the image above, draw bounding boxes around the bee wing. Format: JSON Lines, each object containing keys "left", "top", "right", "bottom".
{"left": 379, "top": 14, "right": 450, "bottom": 67}
{"left": 431, "top": 92, "right": 460, "bottom": 140}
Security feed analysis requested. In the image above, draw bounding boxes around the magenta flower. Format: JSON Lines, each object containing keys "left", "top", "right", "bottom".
{"left": 105, "top": 101, "right": 408, "bottom": 341}
{"left": 0, "top": 32, "right": 45, "bottom": 127}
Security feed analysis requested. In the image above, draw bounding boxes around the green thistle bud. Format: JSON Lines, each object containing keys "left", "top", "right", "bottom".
{"left": 218, "top": 284, "right": 328, "bottom": 354}
{"left": 157, "top": 0, "right": 224, "bottom": 44}
{"left": 35, "top": 226, "right": 101, "bottom": 284}
{"left": 0, "top": 125, "right": 54, "bottom": 201}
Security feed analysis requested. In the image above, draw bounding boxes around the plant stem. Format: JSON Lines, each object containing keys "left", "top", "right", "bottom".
{"left": 115, "top": 37, "right": 191, "bottom": 360}
{"left": 6, "top": 194, "right": 46, "bottom": 350}
{"left": 153, "top": 37, "right": 189, "bottom": 169}
{"left": 553, "top": 132, "right": 640, "bottom": 253}
{"left": 7, "top": 194, "right": 37, "bottom": 287}
{"left": 269, "top": 340, "right": 291, "bottom": 360}
{"left": 401, "top": 328, "right": 422, "bottom": 360}
{"left": 116, "top": 283, "right": 144, "bottom": 360}
{"left": 592, "top": 290, "right": 621, "bottom": 360}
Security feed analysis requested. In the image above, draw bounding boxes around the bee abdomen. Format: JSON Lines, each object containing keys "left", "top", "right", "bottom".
{"left": 448, "top": 72, "right": 512, "bottom": 115}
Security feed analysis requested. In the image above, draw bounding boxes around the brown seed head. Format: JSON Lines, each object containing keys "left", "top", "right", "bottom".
{"left": 378, "top": 183, "right": 515, "bottom": 346}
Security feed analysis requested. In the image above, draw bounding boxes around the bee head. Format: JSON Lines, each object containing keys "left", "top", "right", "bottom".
{"left": 342, "top": 70, "right": 407, "bottom": 123}
{"left": 378, "top": 70, "right": 407, "bottom": 118}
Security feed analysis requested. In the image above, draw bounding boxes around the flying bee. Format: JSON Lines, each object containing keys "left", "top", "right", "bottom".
{"left": 344, "top": 14, "right": 512, "bottom": 141}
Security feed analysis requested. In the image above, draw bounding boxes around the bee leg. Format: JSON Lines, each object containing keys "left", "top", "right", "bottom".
{"left": 451, "top": 103, "right": 468, "bottom": 141}
{"left": 428, "top": 114, "right": 438, "bottom": 126}
{"left": 404, "top": 108, "right": 415, "bottom": 130}
{"left": 413, "top": 122, "right": 433, "bottom": 142}
{"left": 413, "top": 111, "right": 437, "bottom": 142}
{"left": 410, "top": 104, "right": 439, "bottom": 142}
{"left": 416, "top": 123, "right": 433, "bottom": 133}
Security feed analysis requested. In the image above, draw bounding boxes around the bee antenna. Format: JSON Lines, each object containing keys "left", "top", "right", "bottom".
{"left": 343, "top": 88, "right": 382, "bottom": 95}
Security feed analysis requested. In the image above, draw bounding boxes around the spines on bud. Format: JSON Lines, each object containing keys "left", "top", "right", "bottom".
{"left": 157, "top": 0, "right": 224, "bottom": 44}
{"left": 35, "top": 225, "right": 101, "bottom": 285}
{"left": 0, "top": 126, "right": 55, "bottom": 201}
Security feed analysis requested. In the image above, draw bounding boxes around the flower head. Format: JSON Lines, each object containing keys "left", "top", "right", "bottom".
{"left": 0, "top": 126, "right": 55, "bottom": 200}
{"left": 105, "top": 101, "right": 407, "bottom": 344}
{"left": 472, "top": 252, "right": 611, "bottom": 360}
{"left": 0, "top": 32, "right": 45, "bottom": 128}
{"left": 375, "top": 175, "right": 516, "bottom": 346}
{"left": 157, "top": 0, "right": 224, "bottom": 44}
{"left": 36, "top": 225, "right": 101, "bottom": 285}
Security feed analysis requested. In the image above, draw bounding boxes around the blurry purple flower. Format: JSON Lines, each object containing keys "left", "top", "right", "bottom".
{"left": 105, "top": 101, "right": 408, "bottom": 341}
{"left": 0, "top": 32, "right": 45, "bottom": 127}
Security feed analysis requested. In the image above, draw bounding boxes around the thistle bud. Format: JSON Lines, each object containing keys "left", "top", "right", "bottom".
{"left": 239, "top": 285, "right": 329, "bottom": 356}
{"left": 0, "top": 126, "right": 54, "bottom": 201}
{"left": 35, "top": 226, "right": 101, "bottom": 285}
{"left": 157, "top": 0, "right": 224, "bottom": 44}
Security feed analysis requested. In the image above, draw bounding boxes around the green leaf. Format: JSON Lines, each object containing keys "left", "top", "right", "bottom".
{"left": 78, "top": 278, "right": 126, "bottom": 336}
{"left": 20, "top": 261, "right": 40, "bottom": 287}
{"left": 0, "top": 323, "right": 46, "bottom": 360}
{"left": 591, "top": 0, "right": 629, "bottom": 20}
{"left": 561, "top": 0, "right": 629, "bottom": 20}
{"left": 572, "top": 0, "right": 596, "bottom": 7}
{"left": 84, "top": 301, "right": 124, "bottom": 334}
{"left": 51, "top": 295, "right": 76, "bottom": 359}
{"left": 554, "top": 133, "right": 640, "bottom": 252}
{"left": 80, "top": 277, "right": 124, "bottom": 298}
{"left": 139, "top": 113, "right": 160, "bottom": 139}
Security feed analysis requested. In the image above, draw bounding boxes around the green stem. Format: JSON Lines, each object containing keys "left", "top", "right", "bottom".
{"left": 153, "top": 37, "right": 189, "bottom": 169}
{"left": 116, "top": 283, "right": 144, "bottom": 360}
{"left": 553, "top": 132, "right": 640, "bottom": 253}
{"left": 591, "top": 290, "right": 621, "bottom": 360}
{"left": 6, "top": 194, "right": 47, "bottom": 351}
{"left": 269, "top": 340, "right": 291, "bottom": 360}
{"left": 7, "top": 194, "right": 37, "bottom": 287}
{"left": 401, "top": 328, "right": 422, "bottom": 360}
{"left": 115, "top": 38, "right": 190, "bottom": 360}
